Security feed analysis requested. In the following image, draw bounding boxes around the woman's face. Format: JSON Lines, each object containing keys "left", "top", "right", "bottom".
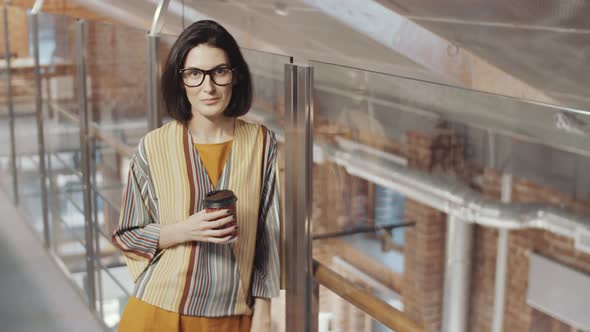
{"left": 183, "top": 44, "right": 233, "bottom": 119}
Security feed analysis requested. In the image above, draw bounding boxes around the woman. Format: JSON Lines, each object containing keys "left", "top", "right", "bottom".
{"left": 112, "top": 20, "right": 280, "bottom": 332}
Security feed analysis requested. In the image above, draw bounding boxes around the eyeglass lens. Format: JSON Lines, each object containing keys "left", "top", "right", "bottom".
{"left": 182, "top": 67, "right": 233, "bottom": 87}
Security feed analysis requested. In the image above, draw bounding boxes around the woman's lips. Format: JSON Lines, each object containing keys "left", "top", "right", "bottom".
{"left": 201, "top": 98, "right": 220, "bottom": 105}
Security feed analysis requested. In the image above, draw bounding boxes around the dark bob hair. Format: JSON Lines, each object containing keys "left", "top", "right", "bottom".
{"left": 161, "top": 20, "right": 253, "bottom": 123}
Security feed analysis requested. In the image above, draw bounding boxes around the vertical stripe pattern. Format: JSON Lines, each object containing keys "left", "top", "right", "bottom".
{"left": 251, "top": 129, "right": 281, "bottom": 298}
{"left": 112, "top": 120, "right": 280, "bottom": 317}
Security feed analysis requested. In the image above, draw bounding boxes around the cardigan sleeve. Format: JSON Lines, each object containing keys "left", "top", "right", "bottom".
{"left": 251, "top": 130, "right": 281, "bottom": 298}
{"left": 112, "top": 147, "right": 161, "bottom": 281}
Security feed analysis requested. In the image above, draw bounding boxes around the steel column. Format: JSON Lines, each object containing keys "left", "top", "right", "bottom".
{"left": 91, "top": 135, "right": 104, "bottom": 319}
{"left": 146, "top": 35, "right": 161, "bottom": 130}
{"left": 30, "top": 11, "right": 51, "bottom": 249}
{"left": 75, "top": 19, "right": 96, "bottom": 310}
{"left": 2, "top": 2, "right": 18, "bottom": 204}
{"left": 284, "top": 64, "right": 315, "bottom": 332}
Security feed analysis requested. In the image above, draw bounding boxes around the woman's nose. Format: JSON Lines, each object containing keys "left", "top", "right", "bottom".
{"left": 201, "top": 74, "right": 216, "bottom": 93}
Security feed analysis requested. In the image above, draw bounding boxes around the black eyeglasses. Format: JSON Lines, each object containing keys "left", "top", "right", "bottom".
{"left": 179, "top": 66, "right": 235, "bottom": 87}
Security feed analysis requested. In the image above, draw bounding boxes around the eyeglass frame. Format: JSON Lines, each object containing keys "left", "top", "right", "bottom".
{"left": 178, "top": 66, "right": 237, "bottom": 87}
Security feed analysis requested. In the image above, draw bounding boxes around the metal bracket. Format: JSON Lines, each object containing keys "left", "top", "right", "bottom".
{"left": 149, "top": 0, "right": 170, "bottom": 36}
{"left": 31, "top": 0, "right": 44, "bottom": 14}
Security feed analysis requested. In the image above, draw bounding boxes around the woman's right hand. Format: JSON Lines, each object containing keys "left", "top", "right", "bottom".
{"left": 182, "top": 209, "right": 237, "bottom": 244}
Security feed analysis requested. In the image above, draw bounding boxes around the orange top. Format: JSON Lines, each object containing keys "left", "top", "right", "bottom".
{"left": 194, "top": 140, "right": 233, "bottom": 188}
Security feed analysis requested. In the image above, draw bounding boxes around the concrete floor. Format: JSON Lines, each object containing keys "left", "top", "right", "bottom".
{"left": 0, "top": 189, "right": 105, "bottom": 332}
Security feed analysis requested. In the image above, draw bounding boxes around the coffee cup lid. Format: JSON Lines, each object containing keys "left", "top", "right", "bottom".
{"left": 203, "top": 190, "right": 237, "bottom": 208}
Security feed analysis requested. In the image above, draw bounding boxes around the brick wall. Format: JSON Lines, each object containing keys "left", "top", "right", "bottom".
{"left": 471, "top": 169, "right": 590, "bottom": 331}
{"left": 399, "top": 132, "right": 590, "bottom": 332}
{"left": 1, "top": 6, "right": 29, "bottom": 58}
{"left": 401, "top": 129, "right": 465, "bottom": 332}
{"left": 402, "top": 199, "right": 446, "bottom": 332}
{"left": 468, "top": 225, "right": 499, "bottom": 332}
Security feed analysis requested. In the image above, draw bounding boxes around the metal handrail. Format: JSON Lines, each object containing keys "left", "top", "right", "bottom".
{"left": 313, "top": 259, "right": 424, "bottom": 332}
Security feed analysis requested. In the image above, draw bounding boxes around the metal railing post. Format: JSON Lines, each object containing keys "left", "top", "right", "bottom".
{"left": 146, "top": 35, "right": 161, "bottom": 130}
{"left": 75, "top": 19, "right": 96, "bottom": 310}
{"left": 2, "top": 2, "right": 19, "bottom": 204}
{"left": 146, "top": 0, "right": 169, "bottom": 130}
{"left": 91, "top": 135, "right": 104, "bottom": 319}
{"left": 284, "top": 63, "right": 315, "bottom": 332}
{"left": 29, "top": 10, "right": 51, "bottom": 249}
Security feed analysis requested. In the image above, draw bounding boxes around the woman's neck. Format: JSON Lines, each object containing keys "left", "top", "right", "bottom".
{"left": 187, "top": 112, "right": 235, "bottom": 144}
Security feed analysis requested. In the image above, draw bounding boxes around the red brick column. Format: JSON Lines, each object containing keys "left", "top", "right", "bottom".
{"left": 402, "top": 129, "right": 465, "bottom": 332}
{"left": 402, "top": 199, "right": 446, "bottom": 332}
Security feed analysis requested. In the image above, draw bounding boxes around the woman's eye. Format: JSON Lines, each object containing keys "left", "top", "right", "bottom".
{"left": 190, "top": 70, "right": 202, "bottom": 76}
{"left": 215, "top": 68, "right": 229, "bottom": 75}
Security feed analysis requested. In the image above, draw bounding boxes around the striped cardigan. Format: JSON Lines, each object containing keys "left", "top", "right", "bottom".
{"left": 112, "top": 119, "right": 280, "bottom": 317}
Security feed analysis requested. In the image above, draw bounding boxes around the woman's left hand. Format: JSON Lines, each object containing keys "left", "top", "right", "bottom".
{"left": 251, "top": 298, "right": 271, "bottom": 332}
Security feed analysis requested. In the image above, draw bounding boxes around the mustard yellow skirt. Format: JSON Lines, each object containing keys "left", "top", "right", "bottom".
{"left": 118, "top": 297, "right": 251, "bottom": 332}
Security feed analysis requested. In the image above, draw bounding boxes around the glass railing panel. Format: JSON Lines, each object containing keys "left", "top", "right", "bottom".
{"left": 241, "top": 48, "right": 291, "bottom": 131}
{"left": 85, "top": 21, "right": 148, "bottom": 196}
{"left": 309, "top": 59, "right": 590, "bottom": 331}
{"left": 36, "top": 10, "right": 81, "bottom": 259}
{"left": 3, "top": 6, "right": 43, "bottom": 236}
{"left": 82, "top": 20, "right": 151, "bottom": 327}
{"left": 53, "top": 184, "right": 87, "bottom": 269}
{"left": 309, "top": 60, "right": 408, "bottom": 331}
{"left": 310, "top": 60, "right": 590, "bottom": 198}
{"left": 34, "top": 10, "right": 88, "bottom": 301}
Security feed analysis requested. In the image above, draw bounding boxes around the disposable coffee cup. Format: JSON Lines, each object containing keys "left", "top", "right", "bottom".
{"left": 203, "top": 190, "right": 238, "bottom": 241}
